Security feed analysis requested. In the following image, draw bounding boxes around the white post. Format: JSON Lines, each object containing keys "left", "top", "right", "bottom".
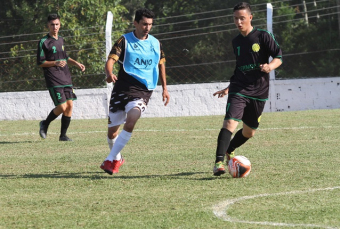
{"left": 267, "top": 3, "right": 274, "bottom": 81}
{"left": 303, "top": 0, "right": 309, "bottom": 27}
{"left": 105, "top": 11, "right": 113, "bottom": 115}
{"left": 267, "top": 3, "right": 276, "bottom": 112}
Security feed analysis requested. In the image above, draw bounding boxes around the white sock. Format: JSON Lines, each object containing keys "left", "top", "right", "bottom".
{"left": 105, "top": 130, "right": 131, "bottom": 162}
{"left": 107, "top": 136, "right": 122, "bottom": 161}
{"left": 107, "top": 136, "right": 116, "bottom": 150}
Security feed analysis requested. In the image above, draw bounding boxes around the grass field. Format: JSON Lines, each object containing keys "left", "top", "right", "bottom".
{"left": 1, "top": 109, "right": 340, "bottom": 229}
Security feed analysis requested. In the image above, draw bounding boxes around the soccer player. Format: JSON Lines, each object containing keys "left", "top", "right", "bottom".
{"left": 100, "top": 8, "right": 170, "bottom": 175}
{"left": 37, "top": 14, "right": 85, "bottom": 141}
{"left": 212, "top": 2, "right": 282, "bottom": 176}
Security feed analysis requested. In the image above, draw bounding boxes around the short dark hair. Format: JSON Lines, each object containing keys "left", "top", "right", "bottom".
{"left": 47, "top": 14, "right": 60, "bottom": 22}
{"left": 134, "top": 8, "right": 155, "bottom": 22}
{"left": 233, "top": 2, "right": 252, "bottom": 14}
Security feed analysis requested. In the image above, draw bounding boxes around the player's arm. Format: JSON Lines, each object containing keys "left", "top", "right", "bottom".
{"left": 39, "top": 60, "right": 71, "bottom": 68}
{"left": 105, "top": 37, "right": 124, "bottom": 83}
{"left": 37, "top": 49, "right": 67, "bottom": 68}
{"left": 105, "top": 57, "right": 118, "bottom": 83}
{"left": 158, "top": 43, "right": 170, "bottom": 106}
{"left": 260, "top": 58, "right": 282, "bottom": 73}
{"left": 260, "top": 32, "right": 282, "bottom": 73}
{"left": 67, "top": 57, "right": 85, "bottom": 72}
{"left": 213, "top": 85, "right": 229, "bottom": 98}
{"left": 158, "top": 62, "right": 170, "bottom": 106}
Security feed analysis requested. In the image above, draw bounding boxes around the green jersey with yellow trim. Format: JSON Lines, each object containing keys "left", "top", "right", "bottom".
{"left": 37, "top": 34, "right": 72, "bottom": 88}
{"left": 230, "top": 27, "right": 282, "bottom": 99}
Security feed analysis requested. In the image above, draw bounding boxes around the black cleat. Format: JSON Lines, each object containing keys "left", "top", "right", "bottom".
{"left": 59, "top": 135, "right": 72, "bottom": 141}
{"left": 39, "top": 120, "right": 48, "bottom": 139}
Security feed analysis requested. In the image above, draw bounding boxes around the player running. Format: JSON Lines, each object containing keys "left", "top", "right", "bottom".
{"left": 213, "top": 2, "right": 283, "bottom": 176}
{"left": 100, "top": 8, "right": 170, "bottom": 175}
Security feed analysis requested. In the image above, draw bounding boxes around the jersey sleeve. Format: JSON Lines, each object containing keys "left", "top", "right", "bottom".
{"left": 264, "top": 32, "right": 282, "bottom": 61}
{"left": 37, "top": 39, "right": 46, "bottom": 66}
{"left": 108, "top": 36, "right": 125, "bottom": 61}
{"left": 159, "top": 42, "right": 166, "bottom": 65}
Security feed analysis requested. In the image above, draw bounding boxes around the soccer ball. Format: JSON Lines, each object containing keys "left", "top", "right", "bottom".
{"left": 228, "top": 155, "right": 251, "bottom": 178}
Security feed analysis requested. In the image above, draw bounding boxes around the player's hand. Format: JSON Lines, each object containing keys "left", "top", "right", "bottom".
{"left": 78, "top": 63, "right": 85, "bottom": 72}
{"left": 213, "top": 87, "right": 229, "bottom": 98}
{"left": 260, "top": 63, "right": 271, "bottom": 73}
{"left": 162, "top": 89, "right": 170, "bottom": 106}
{"left": 106, "top": 74, "right": 118, "bottom": 83}
{"left": 55, "top": 60, "right": 67, "bottom": 67}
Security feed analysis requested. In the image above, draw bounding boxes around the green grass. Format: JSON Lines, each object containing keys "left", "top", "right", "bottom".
{"left": 1, "top": 109, "right": 340, "bottom": 229}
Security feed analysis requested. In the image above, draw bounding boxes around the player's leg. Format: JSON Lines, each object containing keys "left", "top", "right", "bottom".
{"left": 213, "top": 119, "right": 238, "bottom": 176}
{"left": 58, "top": 100, "right": 73, "bottom": 141}
{"left": 39, "top": 87, "right": 64, "bottom": 139}
{"left": 226, "top": 126, "right": 254, "bottom": 157}
{"left": 213, "top": 94, "right": 245, "bottom": 176}
{"left": 226, "top": 98, "right": 265, "bottom": 155}
{"left": 107, "top": 125, "right": 120, "bottom": 150}
{"left": 101, "top": 99, "right": 147, "bottom": 175}
{"left": 58, "top": 87, "right": 76, "bottom": 141}
{"left": 100, "top": 110, "right": 125, "bottom": 175}
{"left": 107, "top": 107, "right": 142, "bottom": 162}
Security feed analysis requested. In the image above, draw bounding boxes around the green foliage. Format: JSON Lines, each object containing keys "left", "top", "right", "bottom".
{"left": 0, "top": 0, "right": 340, "bottom": 91}
{"left": 0, "top": 0, "right": 129, "bottom": 92}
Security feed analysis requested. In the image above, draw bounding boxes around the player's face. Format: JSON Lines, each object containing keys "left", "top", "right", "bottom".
{"left": 48, "top": 19, "right": 60, "bottom": 36}
{"left": 134, "top": 17, "right": 153, "bottom": 40}
{"left": 233, "top": 9, "right": 253, "bottom": 36}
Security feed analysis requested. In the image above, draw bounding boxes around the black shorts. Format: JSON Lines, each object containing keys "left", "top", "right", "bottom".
{"left": 109, "top": 92, "right": 149, "bottom": 113}
{"left": 48, "top": 86, "right": 77, "bottom": 106}
{"left": 109, "top": 79, "right": 152, "bottom": 113}
{"left": 224, "top": 93, "right": 267, "bottom": 129}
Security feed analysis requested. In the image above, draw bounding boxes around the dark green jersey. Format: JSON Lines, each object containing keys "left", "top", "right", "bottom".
{"left": 230, "top": 27, "right": 282, "bottom": 99}
{"left": 37, "top": 34, "right": 72, "bottom": 88}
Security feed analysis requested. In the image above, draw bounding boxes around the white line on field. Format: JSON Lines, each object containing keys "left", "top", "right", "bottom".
{"left": 212, "top": 186, "right": 340, "bottom": 228}
{"left": 0, "top": 125, "right": 337, "bottom": 137}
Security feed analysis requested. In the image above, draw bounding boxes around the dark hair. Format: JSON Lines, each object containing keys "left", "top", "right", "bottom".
{"left": 47, "top": 14, "right": 60, "bottom": 22}
{"left": 134, "top": 8, "right": 155, "bottom": 22}
{"left": 233, "top": 2, "right": 252, "bottom": 14}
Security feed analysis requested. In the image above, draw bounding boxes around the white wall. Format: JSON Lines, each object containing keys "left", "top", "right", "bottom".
{"left": 0, "top": 77, "right": 339, "bottom": 121}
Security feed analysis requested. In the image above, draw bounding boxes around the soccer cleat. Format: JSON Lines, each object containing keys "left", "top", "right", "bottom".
{"left": 100, "top": 160, "right": 114, "bottom": 175}
{"left": 39, "top": 120, "right": 48, "bottom": 139}
{"left": 213, "top": 161, "right": 226, "bottom": 176}
{"left": 59, "top": 135, "right": 72, "bottom": 141}
{"left": 112, "top": 157, "right": 125, "bottom": 174}
{"left": 226, "top": 151, "right": 235, "bottom": 165}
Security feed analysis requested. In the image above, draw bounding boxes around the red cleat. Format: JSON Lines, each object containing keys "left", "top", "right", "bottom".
{"left": 112, "top": 158, "right": 125, "bottom": 174}
{"left": 100, "top": 160, "right": 114, "bottom": 175}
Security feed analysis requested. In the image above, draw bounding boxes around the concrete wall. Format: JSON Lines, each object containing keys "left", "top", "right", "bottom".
{"left": 0, "top": 77, "right": 339, "bottom": 121}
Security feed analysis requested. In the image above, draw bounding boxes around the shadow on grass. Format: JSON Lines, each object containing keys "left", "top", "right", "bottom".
{"left": 0, "top": 141, "right": 36, "bottom": 144}
{"left": 0, "top": 171, "right": 225, "bottom": 180}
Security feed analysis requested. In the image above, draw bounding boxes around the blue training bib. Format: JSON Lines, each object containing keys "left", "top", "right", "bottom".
{"left": 123, "top": 32, "right": 161, "bottom": 90}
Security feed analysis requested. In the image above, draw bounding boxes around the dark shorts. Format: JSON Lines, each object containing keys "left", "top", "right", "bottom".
{"left": 109, "top": 91, "right": 149, "bottom": 113}
{"left": 224, "top": 93, "right": 267, "bottom": 129}
{"left": 48, "top": 86, "right": 77, "bottom": 106}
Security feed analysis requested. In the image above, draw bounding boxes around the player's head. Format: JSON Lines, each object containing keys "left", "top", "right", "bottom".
{"left": 47, "top": 14, "right": 60, "bottom": 36}
{"left": 134, "top": 8, "right": 155, "bottom": 23}
{"left": 233, "top": 2, "right": 252, "bottom": 14}
{"left": 233, "top": 2, "right": 253, "bottom": 35}
{"left": 133, "top": 8, "right": 155, "bottom": 39}
{"left": 47, "top": 14, "right": 60, "bottom": 23}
